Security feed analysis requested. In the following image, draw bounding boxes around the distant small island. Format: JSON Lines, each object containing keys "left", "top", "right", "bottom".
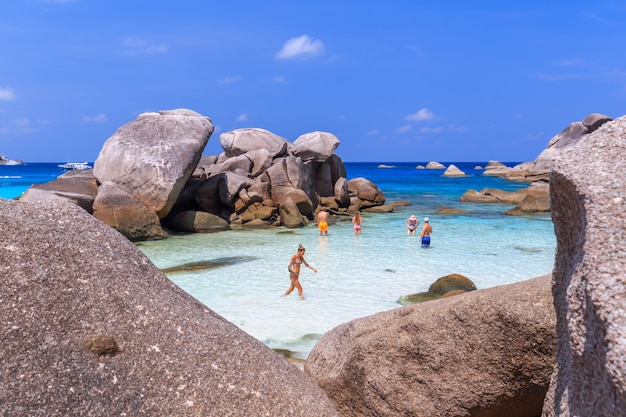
{"left": 0, "top": 153, "right": 23, "bottom": 165}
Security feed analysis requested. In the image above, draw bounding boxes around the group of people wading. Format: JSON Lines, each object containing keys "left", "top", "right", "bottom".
{"left": 283, "top": 209, "right": 433, "bottom": 299}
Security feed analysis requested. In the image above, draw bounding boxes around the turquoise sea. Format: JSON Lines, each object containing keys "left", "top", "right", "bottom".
{"left": 1, "top": 161, "right": 556, "bottom": 359}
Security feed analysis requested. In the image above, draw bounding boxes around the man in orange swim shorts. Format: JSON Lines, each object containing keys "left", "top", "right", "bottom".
{"left": 317, "top": 207, "right": 329, "bottom": 236}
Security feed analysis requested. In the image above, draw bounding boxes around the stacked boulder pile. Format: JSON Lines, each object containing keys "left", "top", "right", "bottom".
{"left": 20, "top": 109, "right": 386, "bottom": 241}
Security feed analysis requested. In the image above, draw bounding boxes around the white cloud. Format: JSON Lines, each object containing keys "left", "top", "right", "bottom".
{"left": 272, "top": 76, "right": 285, "bottom": 83}
{"left": 219, "top": 76, "right": 242, "bottom": 84}
{"left": 235, "top": 114, "right": 248, "bottom": 122}
{"left": 395, "top": 125, "right": 412, "bottom": 134}
{"left": 419, "top": 126, "right": 443, "bottom": 134}
{"left": 406, "top": 108, "right": 435, "bottom": 121}
{"left": 368, "top": 129, "right": 380, "bottom": 135}
{"left": 276, "top": 35, "right": 325, "bottom": 60}
{"left": 123, "top": 38, "right": 169, "bottom": 55}
{"left": 0, "top": 86, "right": 16, "bottom": 101}
{"left": 84, "top": 113, "right": 108, "bottom": 123}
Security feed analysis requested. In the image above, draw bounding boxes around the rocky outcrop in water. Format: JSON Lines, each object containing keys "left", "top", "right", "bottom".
{"left": 542, "top": 115, "right": 626, "bottom": 416}
{"left": 18, "top": 109, "right": 386, "bottom": 241}
{"left": 306, "top": 275, "right": 556, "bottom": 417}
{"left": 0, "top": 198, "right": 339, "bottom": 417}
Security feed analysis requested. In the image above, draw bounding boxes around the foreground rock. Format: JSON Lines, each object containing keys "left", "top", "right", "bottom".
{"left": 0, "top": 199, "right": 338, "bottom": 417}
{"left": 543, "top": 116, "right": 626, "bottom": 416}
{"left": 307, "top": 275, "right": 556, "bottom": 417}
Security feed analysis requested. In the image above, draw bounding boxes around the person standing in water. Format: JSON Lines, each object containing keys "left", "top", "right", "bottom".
{"left": 406, "top": 214, "right": 419, "bottom": 235}
{"left": 420, "top": 217, "right": 432, "bottom": 248}
{"left": 352, "top": 211, "right": 362, "bottom": 235}
{"left": 284, "top": 244, "right": 317, "bottom": 299}
{"left": 317, "top": 207, "right": 329, "bottom": 236}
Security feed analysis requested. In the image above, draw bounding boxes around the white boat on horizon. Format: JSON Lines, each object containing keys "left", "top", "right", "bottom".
{"left": 58, "top": 162, "right": 92, "bottom": 171}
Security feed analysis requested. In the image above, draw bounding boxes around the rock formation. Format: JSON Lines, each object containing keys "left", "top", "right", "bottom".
{"left": 0, "top": 153, "right": 23, "bottom": 165}
{"left": 306, "top": 275, "right": 556, "bottom": 417}
{"left": 442, "top": 164, "right": 466, "bottom": 177}
{"left": 19, "top": 109, "right": 387, "bottom": 241}
{"left": 425, "top": 161, "right": 445, "bottom": 169}
{"left": 0, "top": 198, "right": 339, "bottom": 417}
{"left": 542, "top": 115, "right": 626, "bottom": 416}
{"left": 506, "top": 113, "right": 612, "bottom": 182}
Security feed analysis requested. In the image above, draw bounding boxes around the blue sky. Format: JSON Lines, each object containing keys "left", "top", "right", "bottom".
{"left": 1, "top": 1, "right": 625, "bottom": 163}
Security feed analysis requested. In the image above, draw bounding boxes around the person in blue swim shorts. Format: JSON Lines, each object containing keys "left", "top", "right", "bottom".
{"left": 420, "top": 217, "right": 432, "bottom": 248}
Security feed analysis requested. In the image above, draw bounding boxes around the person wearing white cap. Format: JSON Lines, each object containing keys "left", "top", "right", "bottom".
{"left": 405, "top": 214, "right": 419, "bottom": 235}
{"left": 420, "top": 217, "right": 432, "bottom": 248}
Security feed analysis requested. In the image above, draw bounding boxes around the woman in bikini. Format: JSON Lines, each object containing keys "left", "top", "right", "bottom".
{"left": 352, "top": 211, "right": 362, "bottom": 235}
{"left": 284, "top": 244, "right": 317, "bottom": 299}
{"left": 406, "top": 214, "right": 419, "bottom": 235}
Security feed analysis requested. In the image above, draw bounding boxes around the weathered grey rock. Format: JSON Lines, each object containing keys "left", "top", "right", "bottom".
{"left": 505, "top": 194, "right": 551, "bottom": 215}
{"left": 425, "top": 161, "right": 445, "bottom": 169}
{"left": 245, "top": 148, "right": 274, "bottom": 177}
{"left": 279, "top": 197, "right": 306, "bottom": 228}
{"left": 333, "top": 177, "right": 350, "bottom": 208}
{"left": 19, "top": 169, "right": 98, "bottom": 213}
{"left": 0, "top": 198, "right": 338, "bottom": 417}
{"left": 93, "top": 181, "right": 167, "bottom": 241}
{"left": 307, "top": 275, "right": 556, "bottom": 417}
{"left": 168, "top": 210, "right": 231, "bottom": 233}
{"left": 265, "top": 156, "right": 316, "bottom": 204}
{"left": 483, "top": 163, "right": 513, "bottom": 176}
{"left": 220, "top": 128, "right": 290, "bottom": 158}
{"left": 533, "top": 122, "right": 589, "bottom": 171}
{"left": 293, "top": 131, "right": 340, "bottom": 162}
{"left": 543, "top": 115, "right": 626, "bottom": 417}
{"left": 459, "top": 189, "right": 500, "bottom": 203}
{"left": 581, "top": 112, "right": 612, "bottom": 132}
{"left": 314, "top": 161, "right": 335, "bottom": 197}
{"left": 93, "top": 109, "right": 213, "bottom": 218}
{"left": 442, "top": 164, "right": 466, "bottom": 177}
{"left": 347, "top": 177, "right": 386, "bottom": 209}
{"left": 193, "top": 174, "right": 228, "bottom": 215}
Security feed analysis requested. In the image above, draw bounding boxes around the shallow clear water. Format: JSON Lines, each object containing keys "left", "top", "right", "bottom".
{"left": 2, "top": 161, "right": 556, "bottom": 359}
{"left": 135, "top": 162, "right": 557, "bottom": 359}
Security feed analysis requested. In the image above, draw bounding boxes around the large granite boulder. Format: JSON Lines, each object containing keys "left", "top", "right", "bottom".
{"left": 542, "top": 115, "right": 626, "bottom": 416}
{"left": 508, "top": 113, "right": 612, "bottom": 182}
{"left": 293, "top": 131, "right": 340, "bottom": 162}
{"left": 306, "top": 275, "right": 556, "bottom": 417}
{"left": 220, "top": 127, "right": 290, "bottom": 158}
{"left": 20, "top": 169, "right": 98, "bottom": 212}
{"left": 347, "top": 177, "right": 386, "bottom": 209}
{"left": 93, "top": 109, "right": 214, "bottom": 219}
{"left": 0, "top": 198, "right": 338, "bottom": 417}
{"left": 92, "top": 181, "right": 168, "bottom": 241}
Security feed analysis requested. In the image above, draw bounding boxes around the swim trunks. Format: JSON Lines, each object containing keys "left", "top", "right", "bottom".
{"left": 421, "top": 236, "right": 431, "bottom": 248}
{"left": 319, "top": 221, "right": 328, "bottom": 232}
{"left": 354, "top": 225, "right": 361, "bottom": 230}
